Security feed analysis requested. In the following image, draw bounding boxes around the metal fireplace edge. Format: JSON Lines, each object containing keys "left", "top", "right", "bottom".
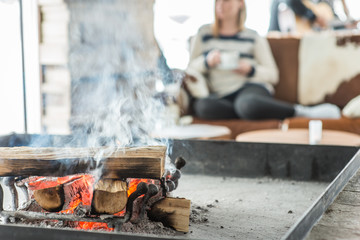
{"left": 282, "top": 149, "right": 360, "bottom": 240}
{"left": 0, "top": 224, "right": 189, "bottom": 240}
{"left": 170, "top": 139, "right": 359, "bottom": 182}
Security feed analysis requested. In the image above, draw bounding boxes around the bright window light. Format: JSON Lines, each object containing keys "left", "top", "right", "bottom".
{"left": 154, "top": 0, "right": 272, "bottom": 70}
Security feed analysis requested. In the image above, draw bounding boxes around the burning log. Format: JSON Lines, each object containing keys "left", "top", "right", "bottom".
{"left": 0, "top": 148, "right": 191, "bottom": 234}
{"left": 122, "top": 182, "right": 149, "bottom": 224}
{"left": 2, "top": 177, "right": 19, "bottom": 210}
{"left": 130, "top": 183, "right": 160, "bottom": 223}
{"left": 163, "top": 156, "right": 187, "bottom": 194}
{"left": 33, "top": 185, "right": 64, "bottom": 212}
{"left": 62, "top": 175, "right": 94, "bottom": 215}
{"left": 0, "top": 146, "right": 166, "bottom": 179}
{"left": 148, "top": 197, "right": 191, "bottom": 232}
{"left": 92, "top": 179, "right": 127, "bottom": 214}
{"left": 0, "top": 183, "right": 3, "bottom": 212}
{"left": 17, "top": 184, "right": 30, "bottom": 207}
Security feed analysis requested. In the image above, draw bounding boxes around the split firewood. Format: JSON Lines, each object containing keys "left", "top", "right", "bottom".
{"left": 33, "top": 185, "right": 64, "bottom": 212}
{"left": 0, "top": 146, "right": 166, "bottom": 179}
{"left": 92, "top": 179, "right": 128, "bottom": 214}
{"left": 148, "top": 197, "right": 191, "bottom": 232}
{"left": 61, "top": 176, "right": 94, "bottom": 214}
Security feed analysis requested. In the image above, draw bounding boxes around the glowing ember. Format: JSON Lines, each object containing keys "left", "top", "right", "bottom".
{"left": 72, "top": 178, "right": 155, "bottom": 230}
{"left": 56, "top": 175, "right": 95, "bottom": 214}
{"left": 127, "top": 178, "right": 157, "bottom": 197}
{"left": 27, "top": 175, "right": 87, "bottom": 191}
{"left": 114, "top": 209, "right": 126, "bottom": 216}
{"left": 28, "top": 176, "right": 159, "bottom": 231}
{"left": 76, "top": 222, "right": 113, "bottom": 231}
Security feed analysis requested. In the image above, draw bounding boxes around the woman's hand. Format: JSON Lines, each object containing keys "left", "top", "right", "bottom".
{"left": 233, "top": 60, "right": 252, "bottom": 76}
{"left": 206, "top": 49, "right": 221, "bottom": 68}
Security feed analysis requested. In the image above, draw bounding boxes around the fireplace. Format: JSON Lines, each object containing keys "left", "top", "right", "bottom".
{"left": 1, "top": 133, "right": 359, "bottom": 239}
{"left": 0, "top": 134, "right": 190, "bottom": 237}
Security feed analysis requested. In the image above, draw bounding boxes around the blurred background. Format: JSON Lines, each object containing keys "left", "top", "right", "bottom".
{"left": 0, "top": 0, "right": 359, "bottom": 135}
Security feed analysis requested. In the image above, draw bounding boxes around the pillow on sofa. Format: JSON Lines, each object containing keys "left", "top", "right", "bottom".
{"left": 325, "top": 74, "right": 360, "bottom": 109}
{"left": 343, "top": 95, "right": 360, "bottom": 118}
{"left": 184, "top": 68, "right": 209, "bottom": 98}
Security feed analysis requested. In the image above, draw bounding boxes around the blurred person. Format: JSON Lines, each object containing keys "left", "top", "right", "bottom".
{"left": 269, "top": 0, "right": 286, "bottom": 32}
{"left": 288, "top": 0, "right": 334, "bottom": 30}
{"left": 269, "top": 0, "right": 354, "bottom": 32}
{"left": 185, "top": 0, "right": 341, "bottom": 120}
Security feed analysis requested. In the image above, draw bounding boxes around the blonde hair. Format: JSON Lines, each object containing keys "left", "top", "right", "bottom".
{"left": 212, "top": 0, "right": 246, "bottom": 36}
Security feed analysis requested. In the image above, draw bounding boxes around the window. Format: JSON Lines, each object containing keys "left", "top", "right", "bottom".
{"left": 0, "top": 0, "right": 41, "bottom": 134}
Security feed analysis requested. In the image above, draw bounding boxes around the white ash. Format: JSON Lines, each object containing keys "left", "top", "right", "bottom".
{"left": 120, "top": 213, "right": 178, "bottom": 236}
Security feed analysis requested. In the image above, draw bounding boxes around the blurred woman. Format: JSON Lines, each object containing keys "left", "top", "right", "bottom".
{"left": 185, "top": 0, "right": 341, "bottom": 120}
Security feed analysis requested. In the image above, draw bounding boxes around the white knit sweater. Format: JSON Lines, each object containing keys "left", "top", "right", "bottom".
{"left": 186, "top": 24, "right": 279, "bottom": 97}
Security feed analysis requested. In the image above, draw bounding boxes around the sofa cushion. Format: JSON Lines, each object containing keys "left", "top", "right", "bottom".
{"left": 342, "top": 95, "right": 360, "bottom": 118}
{"left": 298, "top": 33, "right": 360, "bottom": 105}
{"left": 183, "top": 69, "right": 209, "bottom": 98}
{"left": 267, "top": 36, "right": 300, "bottom": 104}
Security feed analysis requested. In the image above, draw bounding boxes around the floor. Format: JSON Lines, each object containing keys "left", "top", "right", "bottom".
{"left": 306, "top": 170, "right": 360, "bottom": 240}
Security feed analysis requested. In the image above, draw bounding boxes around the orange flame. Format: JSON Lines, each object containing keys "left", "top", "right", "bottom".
{"left": 57, "top": 174, "right": 95, "bottom": 215}
{"left": 28, "top": 176, "right": 158, "bottom": 231}
{"left": 27, "top": 175, "right": 87, "bottom": 191}
{"left": 76, "top": 222, "right": 114, "bottom": 231}
{"left": 127, "top": 178, "right": 157, "bottom": 197}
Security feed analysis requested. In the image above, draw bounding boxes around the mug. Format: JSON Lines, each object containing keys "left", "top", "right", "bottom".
{"left": 218, "top": 52, "right": 238, "bottom": 70}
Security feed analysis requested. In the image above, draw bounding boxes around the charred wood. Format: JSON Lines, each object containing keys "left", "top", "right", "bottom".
{"left": 163, "top": 156, "right": 186, "bottom": 193}
{"left": 0, "top": 183, "right": 3, "bottom": 212}
{"left": 175, "top": 156, "right": 186, "bottom": 170}
{"left": 62, "top": 176, "right": 93, "bottom": 215}
{"left": 165, "top": 180, "right": 176, "bottom": 192}
{"left": 0, "top": 210, "right": 126, "bottom": 226}
{"left": 169, "top": 169, "right": 181, "bottom": 182}
{"left": 131, "top": 183, "right": 159, "bottom": 223}
{"left": 17, "top": 184, "right": 29, "bottom": 205}
{"left": 2, "top": 177, "right": 18, "bottom": 210}
{"left": 123, "top": 182, "right": 148, "bottom": 223}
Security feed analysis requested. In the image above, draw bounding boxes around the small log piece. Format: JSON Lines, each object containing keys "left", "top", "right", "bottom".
{"left": 33, "top": 185, "right": 64, "bottom": 212}
{"left": 92, "top": 179, "right": 128, "bottom": 214}
{"left": 148, "top": 197, "right": 191, "bottom": 232}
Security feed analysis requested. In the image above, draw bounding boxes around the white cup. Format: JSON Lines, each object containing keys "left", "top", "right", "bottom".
{"left": 309, "top": 120, "right": 322, "bottom": 145}
{"left": 219, "top": 52, "right": 238, "bottom": 70}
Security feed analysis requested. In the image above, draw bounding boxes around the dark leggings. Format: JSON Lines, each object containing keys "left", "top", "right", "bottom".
{"left": 193, "top": 83, "right": 295, "bottom": 120}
